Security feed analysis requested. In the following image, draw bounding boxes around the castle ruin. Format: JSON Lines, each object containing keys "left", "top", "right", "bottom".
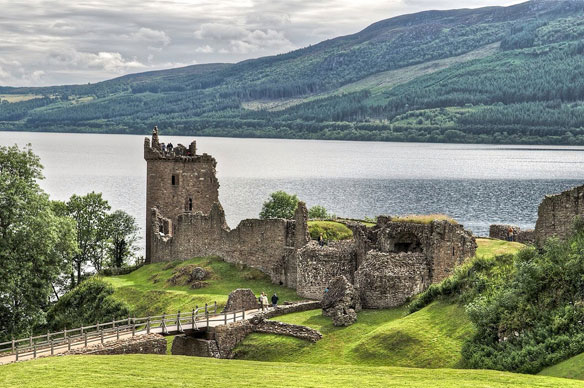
{"left": 145, "top": 128, "right": 477, "bottom": 306}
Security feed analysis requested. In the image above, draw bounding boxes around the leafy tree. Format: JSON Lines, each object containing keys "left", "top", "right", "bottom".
{"left": 259, "top": 191, "right": 299, "bottom": 219}
{"left": 45, "top": 277, "right": 130, "bottom": 331}
{"left": 0, "top": 145, "right": 77, "bottom": 340}
{"left": 107, "top": 210, "right": 139, "bottom": 268}
{"left": 66, "top": 192, "right": 111, "bottom": 285}
{"left": 308, "top": 205, "right": 329, "bottom": 219}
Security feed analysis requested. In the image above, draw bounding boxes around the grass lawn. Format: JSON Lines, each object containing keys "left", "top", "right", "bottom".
{"left": 308, "top": 220, "right": 353, "bottom": 240}
{"left": 2, "top": 354, "right": 582, "bottom": 388}
{"left": 539, "top": 352, "right": 584, "bottom": 380}
{"left": 234, "top": 301, "right": 473, "bottom": 368}
{"left": 104, "top": 256, "right": 301, "bottom": 316}
{"left": 475, "top": 238, "right": 525, "bottom": 258}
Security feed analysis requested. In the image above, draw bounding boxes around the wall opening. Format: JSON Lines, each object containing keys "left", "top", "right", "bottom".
{"left": 188, "top": 198, "right": 193, "bottom": 211}
{"left": 392, "top": 232, "right": 422, "bottom": 253}
{"left": 172, "top": 174, "right": 179, "bottom": 186}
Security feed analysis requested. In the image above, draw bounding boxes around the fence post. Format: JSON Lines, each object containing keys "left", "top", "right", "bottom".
{"left": 191, "top": 309, "right": 195, "bottom": 330}
{"left": 15, "top": 345, "right": 18, "bottom": 361}
{"left": 147, "top": 317, "right": 151, "bottom": 334}
{"left": 97, "top": 322, "right": 100, "bottom": 331}
{"left": 11, "top": 337, "right": 15, "bottom": 353}
{"left": 81, "top": 326, "right": 84, "bottom": 336}
{"left": 206, "top": 311, "right": 209, "bottom": 329}
{"left": 84, "top": 332, "right": 88, "bottom": 347}
{"left": 132, "top": 322, "right": 135, "bottom": 337}
{"left": 47, "top": 330, "right": 50, "bottom": 343}
{"left": 214, "top": 301, "right": 217, "bottom": 313}
{"left": 67, "top": 338, "right": 71, "bottom": 351}
{"left": 161, "top": 314, "right": 166, "bottom": 334}
{"left": 204, "top": 303, "right": 208, "bottom": 314}
{"left": 50, "top": 340, "right": 54, "bottom": 356}
{"left": 177, "top": 311, "right": 181, "bottom": 331}
{"left": 116, "top": 327, "right": 120, "bottom": 340}
{"left": 64, "top": 327, "right": 67, "bottom": 339}
{"left": 100, "top": 330, "right": 104, "bottom": 345}
{"left": 33, "top": 344, "right": 36, "bottom": 358}
{"left": 224, "top": 312, "right": 227, "bottom": 325}
{"left": 29, "top": 335, "right": 32, "bottom": 347}
{"left": 127, "top": 316, "right": 131, "bottom": 327}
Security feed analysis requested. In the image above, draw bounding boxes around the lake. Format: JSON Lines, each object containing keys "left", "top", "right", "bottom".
{"left": 2, "top": 131, "right": 583, "bottom": 252}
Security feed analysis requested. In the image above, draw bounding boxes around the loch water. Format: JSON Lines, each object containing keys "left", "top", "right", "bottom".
{"left": 2, "top": 131, "right": 583, "bottom": 250}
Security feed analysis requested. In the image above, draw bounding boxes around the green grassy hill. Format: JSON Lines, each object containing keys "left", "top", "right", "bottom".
{"left": 2, "top": 355, "right": 583, "bottom": 388}
{"left": 1, "top": 1, "right": 584, "bottom": 144}
{"left": 234, "top": 301, "right": 472, "bottom": 368}
{"left": 104, "top": 256, "right": 300, "bottom": 316}
{"left": 539, "top": 352, "right": 584, "bottom": 380}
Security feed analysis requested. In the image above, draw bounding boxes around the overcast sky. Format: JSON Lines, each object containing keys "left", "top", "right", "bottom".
{"left": 0, "top": 0, "right": 524, "bottom": 87}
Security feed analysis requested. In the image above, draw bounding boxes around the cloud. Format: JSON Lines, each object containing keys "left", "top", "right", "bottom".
{"left": 194, "top": 23, "right": 294, "bottom": 54}
{"left": 0, "top": 0, "right": 525, "bottom": 86}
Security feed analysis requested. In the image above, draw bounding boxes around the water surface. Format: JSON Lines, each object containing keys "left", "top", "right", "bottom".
{"left": 2, "top": 131, "right": 583, "bottom": 251}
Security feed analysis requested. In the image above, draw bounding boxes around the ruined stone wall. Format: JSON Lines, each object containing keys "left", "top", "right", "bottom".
{"left": 295, "top": 241, "right": 357, "bottom": 300}
{"left": 535, "top": 185, "right": 584, "bottom": 246}
{"left": 144, "top": 130, "right": 219, "bottom": 263}
{"left": 355, "top": 252, "right": 429, "bottom": 308}
{"left": 368, "top": 219, "right": 476, "bottom": 284}
{"left": 62, "top": 334, "right": 166, "bottom": 356}
{"left": 489, "top": 224, "right": 535, "bottom": 244}
{"left": 151, "top": 203, "right": 309, "bottom": 287}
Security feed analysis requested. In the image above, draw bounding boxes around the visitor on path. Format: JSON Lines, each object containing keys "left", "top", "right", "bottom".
{"left": 167, "top": 142, "right": 173, "bottom": 153}
{"left": 262, "top": 292, "right": 269, "bottom": 310}
{"left": 271, "top": 293, "right": 279, "bottom": 308}
{"left": 160, "top": 143, "right": 166, "bottom": 153}
{"left": 318, "top": 234, "right": 325, "bottom": 247}
{"left": 507, "top": 227, "right": 514, "bottom": 242}
{"left": 324, "top": 287, "right": 329, "bottom": 294}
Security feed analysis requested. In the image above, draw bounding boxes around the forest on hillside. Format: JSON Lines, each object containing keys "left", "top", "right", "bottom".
{"left": 1, "top": 1, "right": 584, "bottom": 144}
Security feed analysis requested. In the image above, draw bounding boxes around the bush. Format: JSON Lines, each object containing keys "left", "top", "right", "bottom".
{"left": 259, "top": 191, "right": 299, "bottom": 219}
{"left": 45, "top": 278, "right": 130, "bottom": 331}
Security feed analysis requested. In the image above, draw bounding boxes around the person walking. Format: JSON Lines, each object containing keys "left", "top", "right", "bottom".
{"left": 318, "top": 234, "right": 325, "bottom": 247}
{"left": 271, "top": 293, "right": 279, "bottom": 308}
{"left": 261, "top": 292, "right": 269, "bottom": 311}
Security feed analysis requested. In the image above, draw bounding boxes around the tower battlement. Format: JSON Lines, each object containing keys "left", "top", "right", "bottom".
{"left": 144, "top": 126, "right": 216, "bottom": 165}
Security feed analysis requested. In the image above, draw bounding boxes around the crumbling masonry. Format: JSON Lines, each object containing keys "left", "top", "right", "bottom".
{"left": 145, "top": 128, "right": 477, "bottom": 306}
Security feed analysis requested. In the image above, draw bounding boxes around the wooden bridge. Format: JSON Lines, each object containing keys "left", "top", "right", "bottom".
{"left": 0, "top": 302, "right": 263, "bottom": 365}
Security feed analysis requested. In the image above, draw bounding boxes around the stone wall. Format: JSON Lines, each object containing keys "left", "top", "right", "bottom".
{"left": 223, "top": 288, "right": 259, "bottom": 312}
{"left": 295, "top": 241, "right": 358, "bottom": 300}
{"left": 171, "top": 335, "right": 220, "bottom": 358}
{"left": 535, "top": 184, "right": 584, "bottom": 246}
{"left": 151, "top": 202, "right": 309, "bottom": 287}
{"left": 355, "top": 252, "right": 429, "bottom": 308}
{"left": 489, "top": 224, "right": 535, "bottom": 244}
{"left": 253, "top": 319, "right": 322, "bottom": 342}
{"left": 62, "top": 334, "right": 166, "bottom": 356}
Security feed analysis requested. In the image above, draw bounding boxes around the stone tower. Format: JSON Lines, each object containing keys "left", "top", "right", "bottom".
{"left": 144, "top": 127, "right": 219, "bottom": 263}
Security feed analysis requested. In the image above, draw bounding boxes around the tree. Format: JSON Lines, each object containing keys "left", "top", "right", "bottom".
{"left": 308, "top": 205, "right": 329, "bottom": 219}
{"left": 0, "top": 145, "right": 77, "bottom": 340}
{"left": 107, "top": 210, "right": 139, "bottom": 268}
{"left": 66, "top": 192, "right": 111, "bottom": 285}
{"left": 259, "top": 191, "right": 299, "bottom": 219}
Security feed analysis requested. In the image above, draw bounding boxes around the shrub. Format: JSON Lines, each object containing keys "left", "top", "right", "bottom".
{"left": 308, "top": 205, "right": 329, "bottom": 219}
{"left": 308, "top": 221, "right": 353, "bottom": 241}
{"left": 45, "top": 278, "right": 130, "bottom": 331}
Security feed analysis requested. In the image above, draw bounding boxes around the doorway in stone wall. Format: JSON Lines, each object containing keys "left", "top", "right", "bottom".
{"left": 392, "top": 232, "right": 422, "bottom": 253}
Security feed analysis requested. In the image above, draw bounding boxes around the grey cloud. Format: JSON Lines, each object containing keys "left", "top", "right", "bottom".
{"left": 0, "top": 0, "right": 524, "bottom": 86}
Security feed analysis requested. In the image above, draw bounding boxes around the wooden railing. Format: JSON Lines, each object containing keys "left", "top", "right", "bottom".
{"left": 0, "top": 301, "right": 253, "bottom": 362}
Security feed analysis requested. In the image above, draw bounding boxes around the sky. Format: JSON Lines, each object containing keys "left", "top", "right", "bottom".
{"left": 0, "top": 0, "right": 524, "bottom": 87}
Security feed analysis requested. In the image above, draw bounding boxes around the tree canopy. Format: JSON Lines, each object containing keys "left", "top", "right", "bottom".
{"left": 259, "top": 191, "right": 299, "bottom": 220}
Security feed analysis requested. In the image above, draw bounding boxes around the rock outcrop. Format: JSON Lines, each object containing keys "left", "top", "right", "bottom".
{"left": 223, "top": 288, "right": 258, "bottom": 312}
{"left": 321, "top": 276, "right": 360, "bottom": 326}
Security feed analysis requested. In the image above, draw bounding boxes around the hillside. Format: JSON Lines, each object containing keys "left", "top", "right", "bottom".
{"left": 1, "top": 0, "right": 584, "bottom": 144}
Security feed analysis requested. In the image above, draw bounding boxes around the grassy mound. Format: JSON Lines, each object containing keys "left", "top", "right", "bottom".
{"left": 539, "top": 352, "right": 584, "bottom": 380}
{"left": 475, "top": 238, "right": 525, "bottom": 257}
{"left": 234, "top": 301, "right": 472, "bottom": 368}
{"left": 104, "top": 256, "right": 300, "bottom": 316}
{"left": 308, "top": 220, "right": 353, "bottom": 241}
{"left": 2, "top": 354, "right": 582, "bottom": 388}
